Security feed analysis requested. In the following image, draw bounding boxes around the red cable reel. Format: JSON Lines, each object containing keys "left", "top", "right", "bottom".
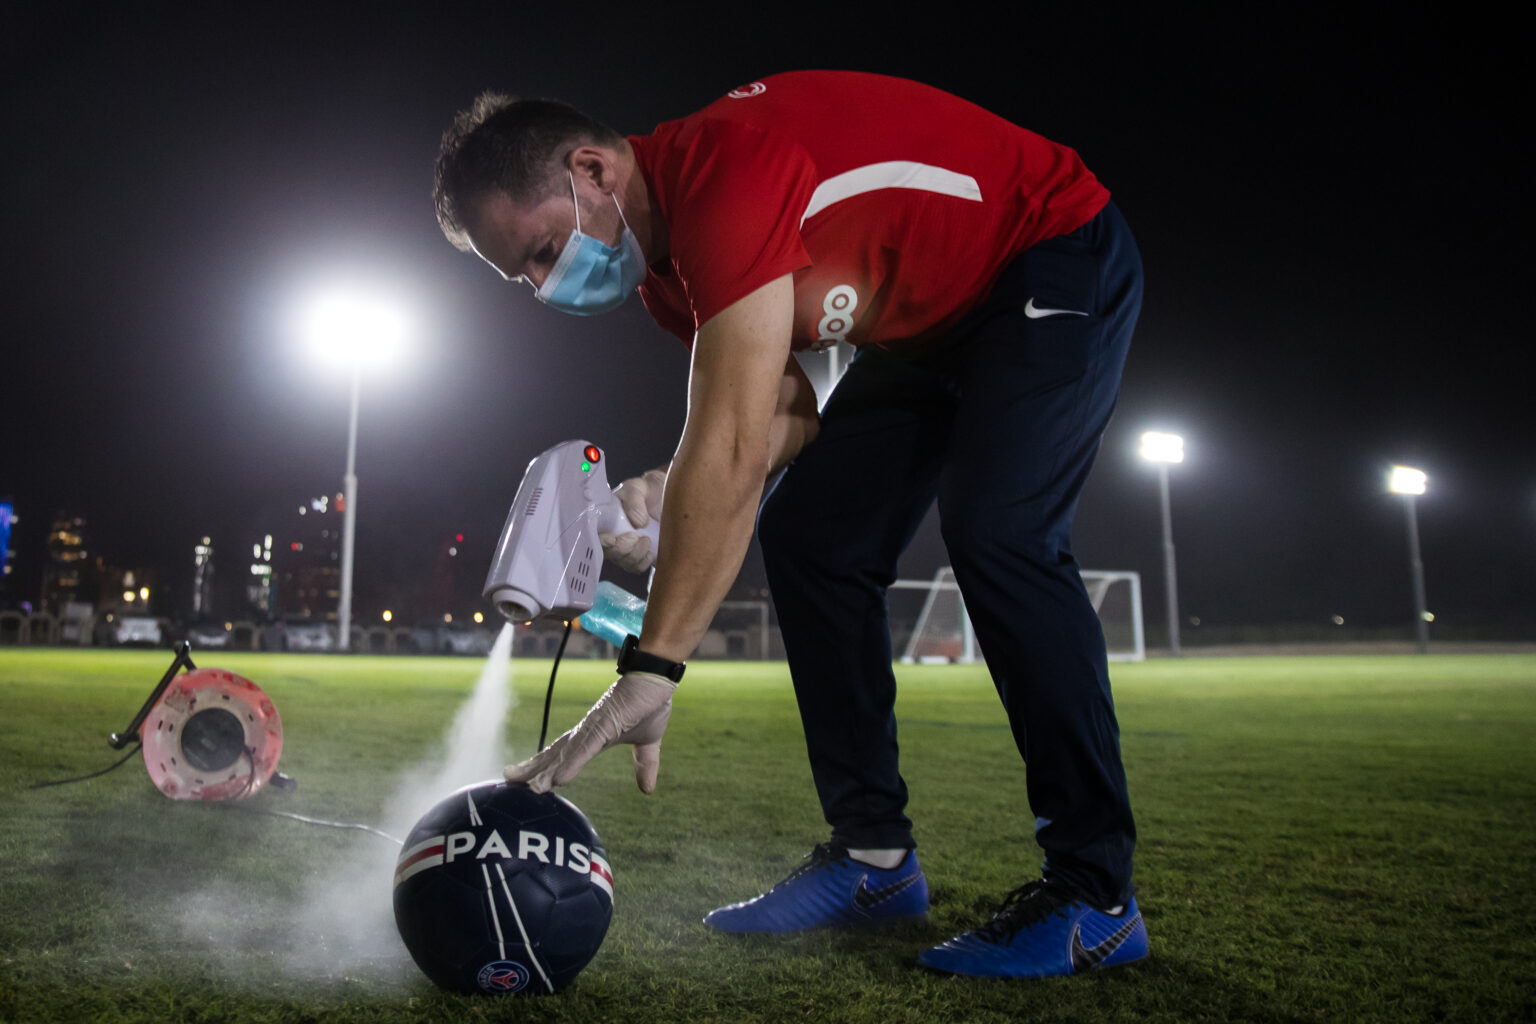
{"left": 139, "top": 667, "right": 284, "bottom": 801}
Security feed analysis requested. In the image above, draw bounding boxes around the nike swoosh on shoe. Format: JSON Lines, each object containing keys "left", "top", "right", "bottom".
{"left": 853, "top": 872, "right": 922, "bottom": 909}
{"left": 1069, "top": 913, "right": 1142, "bottom": 971}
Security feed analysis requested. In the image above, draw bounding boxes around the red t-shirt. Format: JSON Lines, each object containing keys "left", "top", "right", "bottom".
{"left": 629, "top": 71, "right": 1110, "bottom": 351}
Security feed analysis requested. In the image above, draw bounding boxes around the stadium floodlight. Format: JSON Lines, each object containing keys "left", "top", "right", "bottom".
{"left": 1140, "top": 431, "right": 1185, "bottom": 655}
{"left": 1388, "top": 464, "right": 1431, "bottom": 653}
{"left": 1389, "top": 465, "right": 1427, "bottom": 496}
{"left": 1139, "top": 431, "right": 1185, "bottom": 464}
{"left": 301, "top": 291, "right": 409, "bottom": 651}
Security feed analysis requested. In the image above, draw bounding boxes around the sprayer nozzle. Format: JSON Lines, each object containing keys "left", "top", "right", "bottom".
{"left": 498, "top": 601, "right": 534, "bottom": 624}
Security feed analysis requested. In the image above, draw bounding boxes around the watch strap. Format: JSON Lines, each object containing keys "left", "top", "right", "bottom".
{"left": 617, "top": 634, "right": 685, "bottom": 683}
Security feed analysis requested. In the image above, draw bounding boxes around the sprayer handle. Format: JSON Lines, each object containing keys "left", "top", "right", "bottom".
{"left": 632, "top": 516, "right": 661, "bottom": 549}
{"left": 597, "top": 492, "right": 661, "bottom": 551}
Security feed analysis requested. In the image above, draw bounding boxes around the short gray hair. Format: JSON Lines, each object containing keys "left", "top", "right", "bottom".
{"left": 433, "top": 92, "right": 624, "bottom": 252}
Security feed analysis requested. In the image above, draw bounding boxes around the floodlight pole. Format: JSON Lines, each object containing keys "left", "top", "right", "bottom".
{"left": 1157, "top": 463, "right": 1181, "bottom": 656}
{"left": 1402, "top": 493, "right": 1429, "bottom": 654}
{"left": 337, "top": 365, "right": 360, "bottom": 652}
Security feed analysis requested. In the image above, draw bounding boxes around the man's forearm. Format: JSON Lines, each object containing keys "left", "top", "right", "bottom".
{"left": 629, "top": 274, "right": 796, "bottom": 664}
{"left": 637, "top": 441, "right": 766, "bottom": 663}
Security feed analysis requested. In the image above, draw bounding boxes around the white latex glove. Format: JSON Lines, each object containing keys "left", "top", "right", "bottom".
{"left": 504, "top": 671, "right": 676, "bottom": 794}
{"left": 599, "top": 468, "right": 667, "bottom": 574}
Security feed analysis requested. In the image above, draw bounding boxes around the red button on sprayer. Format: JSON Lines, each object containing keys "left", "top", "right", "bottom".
{"left": 584, "top": 446, "right": 601, "bottom": 464}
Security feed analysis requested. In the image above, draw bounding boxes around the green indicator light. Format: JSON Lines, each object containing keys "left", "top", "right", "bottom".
{"left": 581, "top": 461, "right": 591, "bottom": 472}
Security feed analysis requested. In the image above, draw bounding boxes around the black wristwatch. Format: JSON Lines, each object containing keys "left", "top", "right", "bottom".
{"left": 617, "top": 634, "right": 686, "bottom": 683}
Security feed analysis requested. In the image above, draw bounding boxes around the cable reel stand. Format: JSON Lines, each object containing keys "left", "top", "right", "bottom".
{"left": 110, "top": 642, "right": 291, "bottom": 800}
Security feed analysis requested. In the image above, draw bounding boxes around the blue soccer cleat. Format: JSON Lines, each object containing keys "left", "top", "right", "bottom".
{"left": 704, "top": 842, "right": 929, "bottom": 933}
{"left": 918, "top": 880, "right": 1147, "bottom": 978}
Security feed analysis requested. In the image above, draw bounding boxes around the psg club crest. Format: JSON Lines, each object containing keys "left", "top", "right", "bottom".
{"left": 476, "top": 959, "right": 532, "bottom": 994}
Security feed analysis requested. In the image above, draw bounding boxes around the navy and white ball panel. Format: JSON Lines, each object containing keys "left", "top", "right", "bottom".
{"left": 392, "top": 781, "right": 613, "bottom": 996}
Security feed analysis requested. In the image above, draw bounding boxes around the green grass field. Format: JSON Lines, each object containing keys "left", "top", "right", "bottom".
{"left": 2, "top": 647, "right": 1533, "bottom": 1023}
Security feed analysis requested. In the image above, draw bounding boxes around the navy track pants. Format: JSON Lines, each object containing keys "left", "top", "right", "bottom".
{"left": 757, "top": 201, "right": 1143, "bottom": 906}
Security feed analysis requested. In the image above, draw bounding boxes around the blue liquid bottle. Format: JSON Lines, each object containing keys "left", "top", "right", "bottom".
{"left": 580, "top": 581, "right": 647, "bottom": 648}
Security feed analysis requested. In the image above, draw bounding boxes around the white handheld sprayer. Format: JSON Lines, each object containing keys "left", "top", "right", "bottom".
{"left": 482, "top": 439, "right": 657, "bottom": 637}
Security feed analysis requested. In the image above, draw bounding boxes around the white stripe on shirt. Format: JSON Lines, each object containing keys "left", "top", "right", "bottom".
{"left": 801, "top": 161, "right": 982, "bottom": 225}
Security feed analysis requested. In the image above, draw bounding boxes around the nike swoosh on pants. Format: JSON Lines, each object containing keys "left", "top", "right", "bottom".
{"left": 1024, "top": 297, "right": 1090, "bottom": 319}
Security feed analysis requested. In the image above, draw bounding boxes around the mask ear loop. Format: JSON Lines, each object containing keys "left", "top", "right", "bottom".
{"left": 568, "top": 171, "right": 582, "bottom": 234}
{"left": 571, "top": 168, "right": 632, "bottom": 240}
{"left": 611, "top": 190, "right": 632, "bottom": 233}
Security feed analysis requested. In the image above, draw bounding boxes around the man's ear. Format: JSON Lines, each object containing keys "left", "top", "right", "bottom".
{"left": 567, "top": 145, "right": 616, "bottom": 194}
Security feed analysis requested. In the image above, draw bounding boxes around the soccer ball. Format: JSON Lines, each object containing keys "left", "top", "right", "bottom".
{"left": 392, "top": 780, "right": 614, "bottom": 995}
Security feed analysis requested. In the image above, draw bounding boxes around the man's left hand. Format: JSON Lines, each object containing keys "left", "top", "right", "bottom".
{"left": 504, "top": 671, "right": 676, "bottom": 793}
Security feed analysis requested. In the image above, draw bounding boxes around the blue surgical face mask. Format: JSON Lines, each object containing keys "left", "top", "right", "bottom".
{"left": 535, "top": 174, "right": 647, "bottom": 315}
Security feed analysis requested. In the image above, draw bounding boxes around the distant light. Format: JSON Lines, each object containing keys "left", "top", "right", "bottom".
{"left": 1389, "top": 465, "right": 1427, "bottom": 495}
{"left": 1139, "top": 431, "right": 1185, "bottom": 464}
{"left": 223, "top": 622, "right": 232, "bottom": 630}
{"left": 1332, "top": 615, "right": 1345, "bottom": 625}
{"left": 473, "top": 611, "right": 484, "bottom": 624}
{"left": 448, "top": 547, "right": 457, "bottom": 557}
{"left": 301, "top": 292, "right": 408, "bottom": 368}
{"left": 443, "top": 613, "right": 453, "bottom": 624}
{"left": 291, "top": 542, "right": 302, "bottom": 551}
{"left": 382, "top": 610, "right": 393, "bottom": 622}
{"left": 1422, "top": 611, "right": 1435, "bottom": 622}
{"left": 455, "top": 533, "right": 464, "bottom": 543}
{"left": 123, "top": 591, "right": 135, "bottom": 603}
{"left": 139, "top": 587, "right": 150, "bottom": 601}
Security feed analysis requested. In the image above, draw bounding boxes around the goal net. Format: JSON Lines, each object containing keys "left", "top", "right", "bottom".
{"left": 695, "top": 600, "right": 772, "bottom": 660}
{"left": 894, "top": 568, "right": 1144, "bottom": 663}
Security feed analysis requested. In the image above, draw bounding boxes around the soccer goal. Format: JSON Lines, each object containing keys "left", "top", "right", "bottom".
{"left": 894, "top": 567, "right": 1145, "bottom": 663}
{"left": 697, "top": 599, "right": 772, "bottom": 660}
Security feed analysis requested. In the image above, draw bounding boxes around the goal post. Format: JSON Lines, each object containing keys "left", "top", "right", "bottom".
{"left": 703, "top": 600, "right": 772, "bottom": 660}
{"left": 894, "top": 567, "right": 1145, "bottom": 663}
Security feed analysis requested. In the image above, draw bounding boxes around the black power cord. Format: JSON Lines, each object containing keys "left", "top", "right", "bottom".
{"left": 539, "top": 620, "right": 574, "bottom": 750}
{"left": 29, "top": 743, "right": 144, "bottom": 789}
{"left": 33, "top": 740, "right": 401, "bottom": 844}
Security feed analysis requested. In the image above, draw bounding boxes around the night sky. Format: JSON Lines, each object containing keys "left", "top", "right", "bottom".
{"left": 2, "top": 4, "right": 1530, "bottom": 637}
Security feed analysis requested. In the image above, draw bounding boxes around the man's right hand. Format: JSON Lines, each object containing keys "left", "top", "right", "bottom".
{"left": 601, "top": 467, "right": 667, "bottom": 573}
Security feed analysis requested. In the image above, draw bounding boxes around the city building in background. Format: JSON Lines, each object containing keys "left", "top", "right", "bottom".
{"left": 98, "top": 565, "right": 158, "bottom": 617}
{"left": 427, "top": 531, "right": 466, "bottom": 622}
{"left": 276, "top": 493, "right": 343, "bottom": 620}
{"left": 0, "top": 501, "right": 14, "bottom": 598}
{"left": 40, "top": 513, "right": 92, "bottom": 616}
{"left": 191, "top": 536, "right": 215, "bottom": 617}
{"left": 246, "top": 533, "right": 274, "bottom": 618}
